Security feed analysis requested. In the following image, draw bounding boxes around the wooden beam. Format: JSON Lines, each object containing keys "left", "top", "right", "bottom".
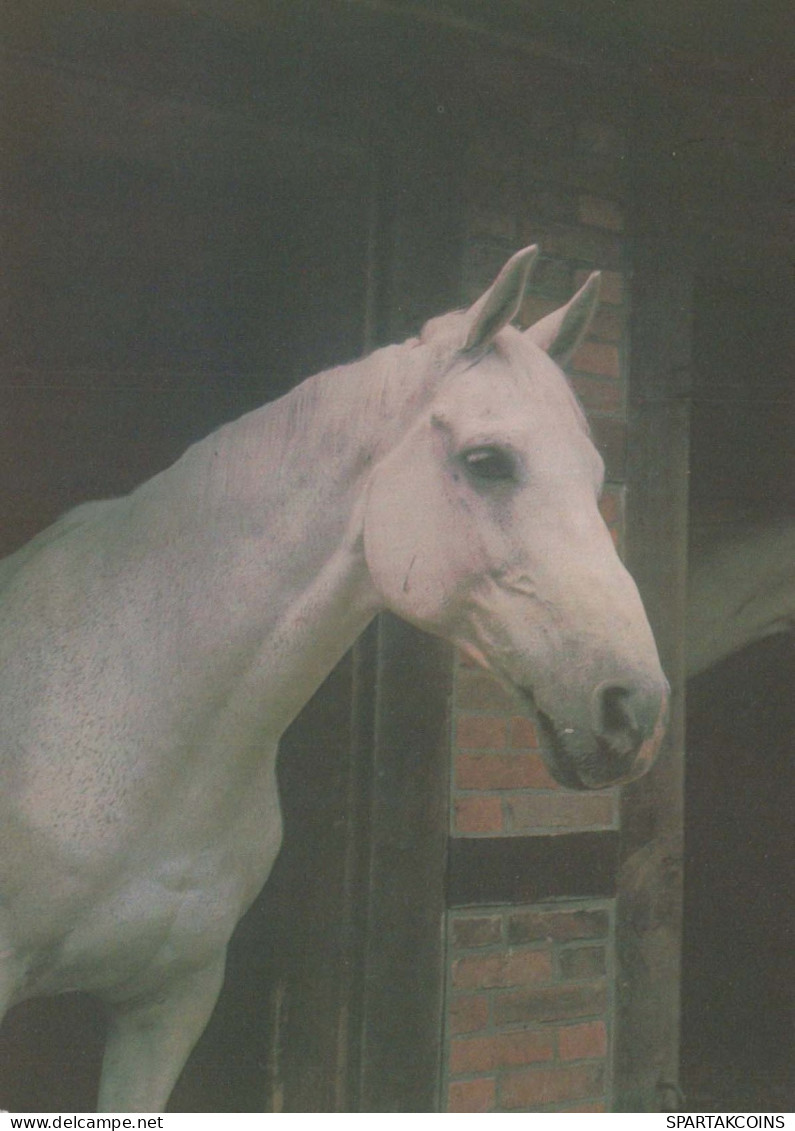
{"left": 614, "top": 87, "right": 693, "bottom": 1112}
{"left": 447, "top": 833, "right": 620, "bottom": 907}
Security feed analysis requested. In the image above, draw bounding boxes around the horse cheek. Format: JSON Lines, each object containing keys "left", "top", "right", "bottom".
{"left": 362, "top": 463, "right": 462, "bottom": 630}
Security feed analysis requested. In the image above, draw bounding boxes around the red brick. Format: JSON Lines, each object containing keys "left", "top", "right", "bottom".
{"left": 572, "top": 340, "right": 620, "bottom": 378}
{"left": 456, "top": 752, "right": 553, "bottom": 790}
{"left": 449, "top": 994, "right": 490, "bottom": 1035}
{"left": 578, "top": 195, "right": 624, "bottom": 232}
{"left": 494, "top": 981, "right": 607, "bottom": 1025}
{"left": 529, "top": 223, "right": 623, "bottom": 269}
{"left": 529, "top": 256, "right": 574, "bottom": 300}
{"left": 519, "top": 294, "right": 559, "bottom": 330}
{"left": 570, "top": 375, "right": 622, "bottom": 413}
{"left": 456, "top": 668, "right": 516, "bottom": 712}
{"left": 577, "top": 267, "right": 623, "bottom": 305}
{"left": 507, "top": 909, "right": 610, "bottom": 944}
{"left": 558, "top": 945, "right": 607, "bottom": 979}
{"left": 451, "top": 914, "right": 502, "bottom": 949}
{"left": 558, "top": 1020, "right": 608, "bottom": 1060}
{"left": 505, "top": 792, "right": 615, "bottom": 832}
{"left": 500, "top": 1063, "right": 605, "bottom": 1109}
{"left": 456, "top": 714, "right": 508, "bottom": 750}
{"left": 450, "top": 1029, "right": 555, "bottom": 1075}
{"left": 452, "top": 948, "right": 553, "bottom": 991}
{"left": 590, "top": 302, "right": 624, "bottom": 341}
{"left": 448, "top": 1077, "right": 496, "bottom": 1113}
{"left": 454, "top": 795, "right": 503, "bottom": 834}
{"left": 509, "top": 715, "right": 540, "bottom": 749}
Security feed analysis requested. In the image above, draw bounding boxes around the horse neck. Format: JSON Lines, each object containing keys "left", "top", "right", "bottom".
{"left": 169, "top": 338, "right": 423, "bottom": 554}
{"left": 118, "top": 342, "right": 430, "bottom": 732}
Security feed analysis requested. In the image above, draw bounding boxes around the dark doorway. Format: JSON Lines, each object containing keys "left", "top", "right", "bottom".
{"left": 681, "top": 274, "right": 795, "bottom": 1112}
{"left": 682, "top": 636, "right": 794, "bottom": 1111}
{"left": 0, "top": 42, "right": 457, "bottom": 1107}
{"left": 0, "top": 104, "right": 373, "bottom": 1111}
{"left": 2, "top": 4, "right": 463, "bottom": 1109}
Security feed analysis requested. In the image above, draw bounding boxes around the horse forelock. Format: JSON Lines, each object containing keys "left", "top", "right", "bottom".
{"left": 469, "top": 325, "right": 592, "bottom": 440}
{"left": 419, "top": 304, "right": 589, "bottom": 424}
{"left": 420, "top": 309, "right": 590, "bottom": 434}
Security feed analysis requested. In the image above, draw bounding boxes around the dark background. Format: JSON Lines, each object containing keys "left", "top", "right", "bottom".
{"left": 1, "top": 0, "right": 793, "bottom": 1112}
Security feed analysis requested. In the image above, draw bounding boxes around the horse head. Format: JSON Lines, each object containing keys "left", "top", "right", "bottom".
{"left": 363, "top": 246, "right": 669, "bottom": 789}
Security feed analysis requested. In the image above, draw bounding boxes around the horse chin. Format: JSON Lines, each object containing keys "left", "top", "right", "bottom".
{"left": 533, "top": 706, "right": 658, "bottom": 791}
{"left": 532, "top": 707, "right": 596, "bottom": 791}
{"left": 511, "top": 687, "right": 593, "bottom": 790}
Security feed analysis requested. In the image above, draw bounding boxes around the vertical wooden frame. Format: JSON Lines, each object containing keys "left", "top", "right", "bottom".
{"left": 614, "top": 93, "right": 694, "bottom": 1110}
{"left": 345, "top": 126, "right": 462, "bottom": 1112}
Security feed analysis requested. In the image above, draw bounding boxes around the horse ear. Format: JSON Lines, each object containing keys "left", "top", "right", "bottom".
{"left": 464, "top": 245, "right": 539, "bottom": 353}
{"left": 524, "top": 271, "right": 601, "bottom": 366}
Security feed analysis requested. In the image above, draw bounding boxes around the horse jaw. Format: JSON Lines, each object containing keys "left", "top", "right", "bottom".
{"left": 456, "top": 564, "right": 669, "bottom": 791}
{"left": 464, "top": 647, "right": 669, "bottom": 792}
{"left": 532, "top": 691, "right": 669, "bottom": 791}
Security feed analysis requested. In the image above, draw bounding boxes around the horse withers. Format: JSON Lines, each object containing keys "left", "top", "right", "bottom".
{"left": 0, "top": 246, "right": 668, "bottom": 1110}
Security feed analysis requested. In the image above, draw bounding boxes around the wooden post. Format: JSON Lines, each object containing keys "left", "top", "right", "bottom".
{"left": 614, "top": 100, "right": 694, "bottom": 1110}
{"left": 345, "top": 123, "right": 460, "bottom": 1112}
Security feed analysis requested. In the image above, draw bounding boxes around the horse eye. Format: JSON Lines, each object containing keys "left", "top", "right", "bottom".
{"left": 461, "top": 446, "right": 517, "bottom": 483}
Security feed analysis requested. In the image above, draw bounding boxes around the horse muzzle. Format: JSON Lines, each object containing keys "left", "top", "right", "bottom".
{"left": 533, "top": 678, "right": 670, "bottom": 790}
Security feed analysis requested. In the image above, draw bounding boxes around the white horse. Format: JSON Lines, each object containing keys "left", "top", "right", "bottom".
{"left": 0, "top": 246, "right": 668, "bottom": 1111}
{"left": 687, "top": 518, "right": 795, "bottom": 676}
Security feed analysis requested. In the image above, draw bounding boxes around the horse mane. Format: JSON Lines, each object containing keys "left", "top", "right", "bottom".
{"left": 190, "top": 325, "right": 461, "bottom": 501}
{"left": 262, "top": 340, "right": 423, "bottom": 463}
{"left": 141, "top": 312, "right": 593, "bottom": 520}
{"left": 3, "top": 313, "right": 592, "bottom": 559}
{"left": 0, "top": 499, "right": 119, "bottom": 588}
{"left": 254, "top": 319, "right": 590, "bottom": 475}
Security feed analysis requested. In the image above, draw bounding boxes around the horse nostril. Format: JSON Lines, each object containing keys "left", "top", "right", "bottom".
{"left": 582, "top": 678, "right": 668, "bottom": 787}
{"left": 601, "top": 683, "right": 635, "bottom": 729}
{"left": 593, "top": 682, "right": 642, "bottom": 758}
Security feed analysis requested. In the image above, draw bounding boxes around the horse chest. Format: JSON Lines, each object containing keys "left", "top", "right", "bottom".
{"left": 5, "top": 755, "right": 283, "bottom": 1005}
{"left": 19, "top": 809, "right": 282, "bottom": 1004}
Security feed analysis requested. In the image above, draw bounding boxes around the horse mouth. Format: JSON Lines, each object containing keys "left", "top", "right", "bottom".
{"left": 533, "top": 703, "right": 664, "bottom": 790}
{"left": 495, "top": 663, "right": 668, "bottom": 790}
{"left": 525, "top": 698, "right": 646, "bottom": 791}
{"left": 512, "top": 687, "right": 593, "bottom": 790}
{"left": 533, "top": 708, "right": 595, "bottom": 790}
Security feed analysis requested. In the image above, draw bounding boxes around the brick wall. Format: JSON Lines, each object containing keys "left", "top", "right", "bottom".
{"left": 444, "top": 88, "right": 632, "bottom": 1112}
{"left": 451, "top": 111, "right": 629, "bottom": 843}
{"left": 446, "top": 902, "right": 613, "bottom": 1112}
